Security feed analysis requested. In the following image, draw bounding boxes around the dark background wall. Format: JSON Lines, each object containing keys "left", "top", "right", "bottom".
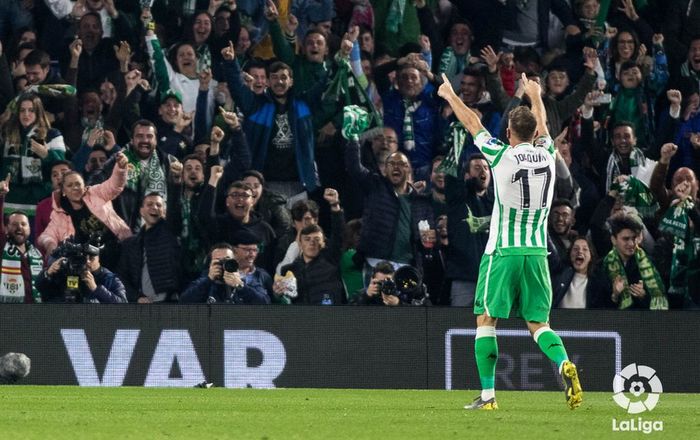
{"left": 0, "top": 306, "right": 697, "bottom": 392}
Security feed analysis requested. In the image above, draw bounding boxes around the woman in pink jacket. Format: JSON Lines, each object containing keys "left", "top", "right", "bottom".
{"left": 38, "top": 152, "right": 133, "bottom": 269}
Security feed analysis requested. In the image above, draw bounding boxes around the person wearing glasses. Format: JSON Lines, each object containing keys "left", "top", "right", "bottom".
{"left": 198, "top": 168, "right": 276, "bottom": 273}
{"left": 180, "top": 231, "right": 272, "bottom": 305}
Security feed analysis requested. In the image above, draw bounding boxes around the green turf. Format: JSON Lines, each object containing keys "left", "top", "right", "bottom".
{"left": 0, "top": 387, "right": 697, "bottom": 439}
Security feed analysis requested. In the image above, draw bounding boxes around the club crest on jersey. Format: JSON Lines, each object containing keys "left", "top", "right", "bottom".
{"left": 534, "top": 138, "right": 548, "bottom": 148}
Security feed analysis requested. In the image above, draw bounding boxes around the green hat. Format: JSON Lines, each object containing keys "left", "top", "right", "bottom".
{"left": 161, "top": 89, "right": 183, "bottom": 104}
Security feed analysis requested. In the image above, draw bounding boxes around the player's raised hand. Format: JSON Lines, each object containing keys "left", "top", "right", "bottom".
{"left": 520, "top": 73, "right": 542, "bottom": 99}
{"left": 437, "top": 73, "right": 456, "bottom": 100}
{"left": 221, "top": 40, "right": 235, "bottom": 60}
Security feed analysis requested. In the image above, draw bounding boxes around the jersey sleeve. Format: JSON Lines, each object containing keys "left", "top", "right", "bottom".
{"left": 473, "top": 129, "right": 509, "bottom": 166}
{"left": 534, "top": 135, "right": 555, "bottom": 156}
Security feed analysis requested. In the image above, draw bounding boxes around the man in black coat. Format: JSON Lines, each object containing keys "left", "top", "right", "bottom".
{"left": 278, "top": 190, "right": 345, "bottom": 305}
{"left": 118, "top": 192, "right": 182, "bottom": 303}
{"left": 443, "top": 153, "right": 494, "bottom": 306}
{"left": 344, "top": 136, "right": 435, "bottom": 273}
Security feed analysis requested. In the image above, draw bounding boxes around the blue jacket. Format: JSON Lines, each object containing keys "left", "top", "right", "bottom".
{"left": 382, "top": 84, "right": 441, "bottom": 171}
{"left": 180, "top": 268, "right": 272, "bottom": 305}
{"left": 222, "top": 59, "right": 320, "bottom": 192}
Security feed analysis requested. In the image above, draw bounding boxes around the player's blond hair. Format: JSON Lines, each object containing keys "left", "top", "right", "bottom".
{"left": 508, "top": 106, "right": 537, "bottom": 141}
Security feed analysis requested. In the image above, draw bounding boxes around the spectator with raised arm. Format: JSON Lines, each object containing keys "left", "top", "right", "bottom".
{"left": 38, "top": 152, "right": 132, "bottom": 269}
{"left": 221, "top": 39, "right": 320, "bottom": 198}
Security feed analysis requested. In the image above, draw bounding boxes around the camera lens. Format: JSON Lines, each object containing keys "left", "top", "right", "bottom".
{"left": 222, "top": 258, "right": 238, "bottom": 273}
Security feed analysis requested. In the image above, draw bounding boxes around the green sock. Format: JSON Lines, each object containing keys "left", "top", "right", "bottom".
{"left": 474, "top": 326, "right": 498, "bottom": 391}
{"left": 535, "top": 327, "right": 569, "bottom": 370}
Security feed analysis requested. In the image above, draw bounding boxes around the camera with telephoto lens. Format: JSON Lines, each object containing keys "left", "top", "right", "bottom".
{"left": 50, "top": 236, "right": 102, "bottom": 302}
{"left": 394, "top": 265, "right": 429, "bottom": 305}
{"left": 52, "top": 241, "right": 89, "bottom": 276}
{"left": 375, "top": 278, "right": 398, "bottom": 296}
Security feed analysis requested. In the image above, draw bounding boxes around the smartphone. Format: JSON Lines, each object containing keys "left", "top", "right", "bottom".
{"left": 593, "top": 93, "right": 612, "bottom": 105}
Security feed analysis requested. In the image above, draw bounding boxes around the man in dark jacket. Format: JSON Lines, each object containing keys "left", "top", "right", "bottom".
{"left": 442, "top": 153, "right": 494, "bottom": 306}
{"left": 60, "top": 11, "right": 135, "bottom": 92}
{"left": 118, "top": 192, "right": 182, "bottom": 303}
{"left": 180, "top": 235, "right": 271, "bottom": 305}
{"left": 221, "top": 42, "right": 320, "bottom": 197}
{"left": 344, "top": 135, "right": 435, "bottom": 273}
{"left": 278, "top": 189, "right": 345, "bottom": 305}
{"left": 198, "top": 169, "right": 276, "bottom": 273}
{"left": 38, "top": 243, "right": 126, "bottom": 303}
{"left": 549, "top": 199, "right": 578, "bottom": 261}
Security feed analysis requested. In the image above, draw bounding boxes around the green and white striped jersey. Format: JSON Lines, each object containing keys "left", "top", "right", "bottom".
{"left": 474, "top": 130, "right": 556, "bottom": 256}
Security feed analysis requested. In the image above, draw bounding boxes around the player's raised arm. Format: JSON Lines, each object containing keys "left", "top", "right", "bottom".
{"left": 520, "top": 73, "right": 549, "bottom": 138}
{"left": 437, "top": 73, "right": 486, "bottom": 137}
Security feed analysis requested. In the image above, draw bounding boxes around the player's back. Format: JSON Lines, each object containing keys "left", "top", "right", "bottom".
{"left": 474, "top": 131, "right": 556, "bottom": 256}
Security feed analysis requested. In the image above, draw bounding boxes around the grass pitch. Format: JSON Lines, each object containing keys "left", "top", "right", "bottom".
{"left": 1, "top": 387, "right": 697, "bottom": 439}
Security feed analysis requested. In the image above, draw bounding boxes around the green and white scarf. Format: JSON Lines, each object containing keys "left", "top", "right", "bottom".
{"left": 438, "top": 122, "right": 468, "bottom": 177}
{"left": 0, "top": 242, "right": 43, "bottom": 303}
{"left": 402, "top": 99, "right": 421, "bottom": 151}
{"left": 386, "top": 0, "right": 406, "bottom": 33}
{"left": 603, "top": 246, "right": 668, "bottom": 310}
{"left": 342, "top": 105, "right": 371, "bottom": 142}
{"left": 124, "top": 148, "right": 168, "bottom": 201}
{"left": 659, "top": 198, "right": 697, "bottom": 298}
{"left": 325, "top": 54, "right": 382, "bottom": 134}
{"left": 3, "top": 125, "right": 43, "bottom": 184}
{"left": 438, "top": 47, "right": 469, "bottom": 83}
{"left": 605, "top": 147, "right": 647, "bottom": 193}
{"left": 610, "top": 176, "right": 659, "bottom": 219}
{"left": 5, "top": 84, "right": 77, "bottom": 115}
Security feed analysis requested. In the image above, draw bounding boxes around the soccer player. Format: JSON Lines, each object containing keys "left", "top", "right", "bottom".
{"left": 437, "top": 73, "right": 583, "bottom": 410}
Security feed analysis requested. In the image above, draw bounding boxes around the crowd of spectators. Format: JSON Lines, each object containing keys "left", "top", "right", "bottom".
{"left": 0, "top": 0, "right": 698, "bottom": 309}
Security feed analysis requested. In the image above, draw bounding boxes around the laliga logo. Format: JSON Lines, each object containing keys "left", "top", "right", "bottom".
{"left": 612, "top": 363, "right": 662, "bottom": 413}
{"left": 611, "top": 364, "right": 664, "bottom": 434}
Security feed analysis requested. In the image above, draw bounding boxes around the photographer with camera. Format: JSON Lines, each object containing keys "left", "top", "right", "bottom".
{"left": 36, "top": 241, "right": 127, "bottom": 303}
{"left": 353, "top": 261, "right": 402, "bottom": 306}
{"left": 180, "top": 233, "right": 272, "bottom": 304}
